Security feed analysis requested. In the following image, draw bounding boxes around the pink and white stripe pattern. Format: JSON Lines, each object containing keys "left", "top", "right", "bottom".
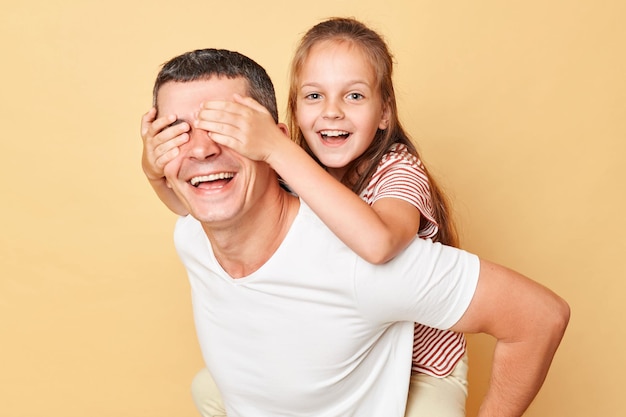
{"left": 360, "top": 143, "right": 466, "bottom": 377}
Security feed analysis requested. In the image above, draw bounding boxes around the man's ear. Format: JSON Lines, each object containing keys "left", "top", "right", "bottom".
{"left": 278, "top": 122, "right": 290, "bottom": 137}
{"left": 379, "top": 102, "right": 391, "bottom": 130}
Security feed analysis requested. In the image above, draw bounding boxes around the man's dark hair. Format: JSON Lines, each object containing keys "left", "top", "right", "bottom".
{"left": 153, "top": 48, "right": 279, "bottom": 123}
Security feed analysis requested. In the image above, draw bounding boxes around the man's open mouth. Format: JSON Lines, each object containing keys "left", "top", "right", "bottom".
{"left": 190, "top": 172, "right": 235, "bottom": 187}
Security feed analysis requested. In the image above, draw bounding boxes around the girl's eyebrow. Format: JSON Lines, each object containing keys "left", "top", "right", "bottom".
{"left": 299, "top": 81, "right": 321, "bottom": 89}
{"left": 300, "top": 80, "right": 372, "bottom": 89}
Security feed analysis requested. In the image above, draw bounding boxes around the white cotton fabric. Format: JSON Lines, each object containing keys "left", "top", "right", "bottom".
{"left": 361, "top": 142, "right": 467, "bottom": 377}
{"left": 174, "top": 201, "right": 479, "bottom": 417}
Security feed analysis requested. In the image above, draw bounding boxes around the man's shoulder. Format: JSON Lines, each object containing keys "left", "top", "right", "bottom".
{"left": 174, "top": 214, "right": 201, "bottom": 232}
{"left": 295, "top": 200, "right": 335, "bottom": 231}
{"left": 173, "top": 215, "right": 205, "bottom": 251}
{"left": 286, "top": 200, "right": 358, "bottom": 260}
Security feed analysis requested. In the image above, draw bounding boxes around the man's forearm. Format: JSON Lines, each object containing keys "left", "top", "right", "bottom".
{"left": 477, "top": 306, "right": 569, "bottom": 416}
{"left": 450, "top": 260, "right": 570, "bottom": 417}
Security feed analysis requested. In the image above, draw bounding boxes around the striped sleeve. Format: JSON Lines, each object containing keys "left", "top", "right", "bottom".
{"left": 359, "top": 143, "right": 438, "bottom": 240}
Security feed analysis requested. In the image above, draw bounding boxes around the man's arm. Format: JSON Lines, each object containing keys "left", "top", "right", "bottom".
{"left": 450, "top": 260, "right": 570, "bottom": 417}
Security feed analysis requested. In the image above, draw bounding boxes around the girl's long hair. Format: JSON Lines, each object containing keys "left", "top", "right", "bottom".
{"left": 287, "top": 17, "right": 458, "bottom": 246}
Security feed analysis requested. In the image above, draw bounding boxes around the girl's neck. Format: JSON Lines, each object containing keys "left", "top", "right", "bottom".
{"left": 327, "top": 166, "right": 347, "bottom": 182}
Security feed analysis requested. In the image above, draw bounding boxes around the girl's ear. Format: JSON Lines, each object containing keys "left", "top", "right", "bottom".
{"left": 379, "top": 101, "right": 391, "bottom": 130}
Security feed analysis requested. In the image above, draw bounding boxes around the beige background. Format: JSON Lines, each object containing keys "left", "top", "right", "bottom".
{"left": 1, "top": 0, "right": 624, "bottom": 416}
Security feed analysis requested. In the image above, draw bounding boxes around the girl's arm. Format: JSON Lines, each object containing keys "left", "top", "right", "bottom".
{"left": 271, "top": 139, "right": 421, "bottom": 264}
{"left": 141, "top": 108, "right": 190, "bottom": 216}
{"left": 197, "top": 96, "right": 420, "bottom": 264}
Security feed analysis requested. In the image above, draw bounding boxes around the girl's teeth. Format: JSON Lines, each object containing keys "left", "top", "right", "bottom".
{"left": 321, "top": 130, "right": 349, "bottom": 137}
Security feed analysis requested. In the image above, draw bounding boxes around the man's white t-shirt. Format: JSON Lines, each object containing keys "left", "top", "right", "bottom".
{"left": 174, "top": 200, "right": 479, "bottom": 417}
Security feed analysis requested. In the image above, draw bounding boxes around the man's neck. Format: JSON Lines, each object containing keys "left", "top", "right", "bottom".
{"left": 202, "top": 187, "right": 299, "bottom": 278}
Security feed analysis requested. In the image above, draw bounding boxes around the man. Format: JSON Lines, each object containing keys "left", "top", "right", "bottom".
{"left": 145, "top": 48, "right": 569, "bottom": 417}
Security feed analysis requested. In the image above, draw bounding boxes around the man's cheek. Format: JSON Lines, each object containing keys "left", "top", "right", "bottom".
{"left": 163, "top": 164, "right": 179, "bottom": 188}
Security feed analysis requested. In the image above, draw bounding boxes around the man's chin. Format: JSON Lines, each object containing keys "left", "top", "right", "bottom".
{"left": 189, "top": 203, "right": 240, "bottom": 225}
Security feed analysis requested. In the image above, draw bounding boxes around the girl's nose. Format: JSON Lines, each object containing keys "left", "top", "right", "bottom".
{"left": 322, "top": 98, "right": 344, "bottom": 120}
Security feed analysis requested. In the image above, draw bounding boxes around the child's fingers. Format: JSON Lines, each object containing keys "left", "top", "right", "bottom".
{"left": 147, "top": 120, "right": 190, "bottom": 150}
{"left": 149, "top": 114, "right": 178, "bottom": 136}
{"left": 155, "top": 132, "right": 189, "bottom": 156}
{"left": 142, "top": 107, "right": 157, "bottom": 121}
{"left": 155, "top": 145, "right": 181, "bottom": 169}
{"left": 140, "top": 108, "right": 158, "bottom": 137}
{"left": 197, "top": 106, "right": 240, "bottom": 127}
{"left": 207, "top": 131, "right": 235, "bottom": 147}
{"left": 232, "top": 94, "right": 269, "bottom": 114}
{"left": 199, "top": 99, "right": 258, "bottom": 122}
{"left": 202, "top": 97, "right": 270, "bottom": 120}
{"left": 195, "top": 111, "right": 241, "bottom": 140}
{"left": 161, "top": 122, "right": 190, "bottom": 141}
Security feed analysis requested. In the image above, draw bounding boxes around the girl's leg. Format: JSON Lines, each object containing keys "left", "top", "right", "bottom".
{"left": 190, "top": 368, "right": 226, "bottom": 417}
{"left": 404, "top": 353, "right": 469, "bottom": 417}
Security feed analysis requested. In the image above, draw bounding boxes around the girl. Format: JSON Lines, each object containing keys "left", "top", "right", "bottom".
{"left": 142, "top": 17, "right": 468, "bottom": 417}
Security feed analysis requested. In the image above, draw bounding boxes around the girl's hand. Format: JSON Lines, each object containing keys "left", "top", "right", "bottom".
{"left": 195, "top": 94, "right": 289, "bottom": 163}
{"left": 140, "top": 107, "right": 190, "bottom": 181}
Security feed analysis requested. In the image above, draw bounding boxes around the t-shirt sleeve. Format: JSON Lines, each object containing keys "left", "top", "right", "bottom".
{"left": 353, "top": 238, "right": 480, "bottom": 330}
{"left": 361, "top": 147, "right": 439, "bottom": 239}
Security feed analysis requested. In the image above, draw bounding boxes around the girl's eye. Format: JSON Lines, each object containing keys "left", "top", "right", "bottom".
{"left": 347, "top": 92, "right": 364, "bottom": 100}
{"left": 304, "top": 93, "right": 321, "bottom": 100}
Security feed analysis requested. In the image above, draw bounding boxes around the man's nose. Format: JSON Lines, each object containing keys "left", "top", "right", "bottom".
{"left": 187, "top": 128, "right": 222, "bottom": 160}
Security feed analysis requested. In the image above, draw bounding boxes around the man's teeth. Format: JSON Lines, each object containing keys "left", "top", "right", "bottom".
{"left": 190, "top": 172, "right": 234, "bottom": 186}
{"left": 321, "top": 130, "right": 350, "bottom": 137}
